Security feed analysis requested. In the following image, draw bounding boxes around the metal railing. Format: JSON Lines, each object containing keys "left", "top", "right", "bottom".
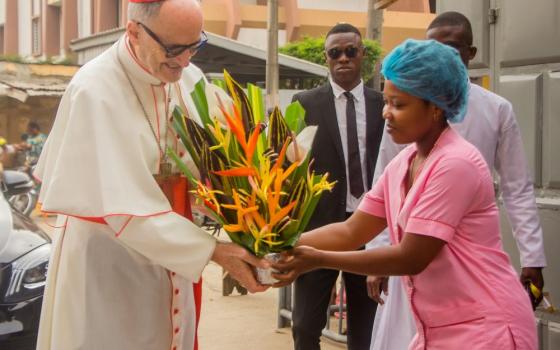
{"left": 536, "top": 310, "right": 560, "bottom": 349}
{"left": 278, "top": 281, "right": 348, "bottom": 344}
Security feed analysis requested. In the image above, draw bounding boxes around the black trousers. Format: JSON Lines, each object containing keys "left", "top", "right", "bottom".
{"left": 291, "top": 224, "right": 377, "bottom": 350}
{"left": 292, "top": 268, "right": 377, "bottom": 350}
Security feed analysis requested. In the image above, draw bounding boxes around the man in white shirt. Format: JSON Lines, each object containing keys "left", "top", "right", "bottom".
{"left": 35, "top": 1, "right": 267, "bottom": 349}
{"left": 367, "top": 11, "right": 546, "bottom": 350}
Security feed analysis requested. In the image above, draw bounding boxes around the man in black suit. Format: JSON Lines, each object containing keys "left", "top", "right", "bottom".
{"left": 290, "top": 23, "right": 385, "bottom": 350}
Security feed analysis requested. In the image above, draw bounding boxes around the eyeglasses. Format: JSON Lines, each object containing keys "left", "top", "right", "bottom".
{"left": 326, "top": 46, "right": 362, "bottom": 60}
{"left": 136, "top": 22, "right": 208, "bottom": 58}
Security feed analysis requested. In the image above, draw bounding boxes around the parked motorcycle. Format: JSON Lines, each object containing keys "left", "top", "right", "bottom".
{"left": 1, "top": 169, "right": 38, "bottom": 217}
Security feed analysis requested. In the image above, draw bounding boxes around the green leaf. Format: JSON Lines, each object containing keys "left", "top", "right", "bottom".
{"left": 247, "top": 83, "right": 265, "bottom": 124}
{"left": 224, "top": 70, "right": 255, "bottom": 135}
{"left": 291, "top": 153, "right": 311, "bottom": 186}
{"left": 297, "top": 177, "right": 324, "bottom": 233}
{"left": 200, "top": 145, "right": 226, "bottom": 189}
{"left": 173, "top": 69, "right": 335, "bottom": 257}
{"left": 183, "top": 115, "right": 216, "bottom": 156}
{"left": 246, "top": 83, "right": 267, "bottom": 158}
{"left": 267, "top": 107, "right": 290, "bottom": 154}
{"left": 167, "top": 148, "right": 198, "bottom": 186}
{"left": 287, "top": 177, "right": 306, "bottom": 214}
{"left": 279, "top": 229, "right": 302, "bottom": 249}
{"left": 190, "top": 79, "right": 213, "bottom": 127}
{"left": 284, "top": 101, "right": 306, "bottom": 134}
{"left": 227, "top": 231, "right": 247, "bottom": 249}
{"left": 211, "top": 78, "right": 227, "bottom": 91}
{"left": 239, "top": 233, "right": 258, "bottom": 255}
{"left": 171, "top": 107, "right": 201, "bottom": 168}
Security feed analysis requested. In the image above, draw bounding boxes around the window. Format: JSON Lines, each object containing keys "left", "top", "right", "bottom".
{"left": 0, "top": 25, "right": 4, "bottom": 55}
{"left": 32, "top": 17, "right": 40, "bottom": 55}
{"left": 31, "top": 0, "right": 41, "bottom": 55}
{"left": 117, "top": 0, "right": 122, "bottom": 27}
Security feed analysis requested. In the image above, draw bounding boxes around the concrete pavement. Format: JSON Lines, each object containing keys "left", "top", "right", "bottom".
{"left": 198, "top": 261, "right": 344, "bottom": 349}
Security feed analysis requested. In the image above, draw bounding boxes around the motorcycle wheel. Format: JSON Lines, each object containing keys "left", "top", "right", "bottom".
{"left": 9, "top": 192, "right": 36, "bottom": 216}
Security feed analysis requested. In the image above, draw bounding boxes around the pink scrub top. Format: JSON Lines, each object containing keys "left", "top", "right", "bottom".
{"left": 358, "top": 127, "right": 536, "bottom": 349}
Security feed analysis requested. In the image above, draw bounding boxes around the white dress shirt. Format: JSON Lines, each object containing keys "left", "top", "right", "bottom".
{"left": 330, "top": 78, "right": 368, "bottom": 212}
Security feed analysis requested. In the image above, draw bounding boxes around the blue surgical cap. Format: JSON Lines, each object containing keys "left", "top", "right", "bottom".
{"left": 381, "top": 39, "right": 469, "bottom": 123}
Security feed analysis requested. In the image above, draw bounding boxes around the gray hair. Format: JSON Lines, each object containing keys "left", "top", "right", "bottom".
{"left": 128, "top": 2, "right": 164, "bottom": 23}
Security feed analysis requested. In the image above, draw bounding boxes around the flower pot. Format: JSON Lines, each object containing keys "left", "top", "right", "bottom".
{"left": 255, "top": 253, "right": 281, "bottom": 285}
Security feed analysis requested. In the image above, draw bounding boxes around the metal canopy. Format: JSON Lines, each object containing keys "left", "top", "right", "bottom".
{"left": 197, "top": 33, "right": 328, "bottom": 82}
{"left": 195, "top": 32, "right": 328, "bottom": 83}
{"left": 70, "top": 29, "right": 328, "bottom": 84}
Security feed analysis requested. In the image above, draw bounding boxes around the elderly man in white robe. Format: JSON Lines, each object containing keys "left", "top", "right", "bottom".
{"left": 34, "top": 1, "right": 268, "bottom": 349}
{"left": 366, "top": 11, "right": 547, "bottom": 350}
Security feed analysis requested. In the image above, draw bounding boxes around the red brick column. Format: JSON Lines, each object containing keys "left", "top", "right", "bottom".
{"left": 42, "top": 0, "right": 61, "bottom": 56}
{"left": 61, "top": 0, "right": 77, "bottom": 56}
{"left": 121, "top": 0, "right": 129, "bottom": 27}
{"left": 4, "top": 0, "right": 18, "bottom": 55}
{"left": 93, "top": 0, "right": 118, "bottom": 33}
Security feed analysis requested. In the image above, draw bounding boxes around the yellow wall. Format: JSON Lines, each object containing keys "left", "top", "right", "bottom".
{"left": 1, "top": 62, "right": 77, "bottom": 77}
{"left": 28, "top": 64, "right": 78, "bottom": 77}
{"left": 201, "top": 2, "right": 435, "bottom": 54}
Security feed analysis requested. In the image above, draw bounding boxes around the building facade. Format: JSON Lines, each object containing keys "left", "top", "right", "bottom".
{"left": 0, "top": 0, "right": 435, "bottom": 62}
{"left": 0, "top": 0, "right": 124, "bottom": 60}
{"left": 0, "top": 0, "right": 435, "bottom": 144}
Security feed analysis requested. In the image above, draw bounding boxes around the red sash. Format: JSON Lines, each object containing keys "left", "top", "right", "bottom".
{"left": 157, "top": 175, "right": 202, "bottom": 350}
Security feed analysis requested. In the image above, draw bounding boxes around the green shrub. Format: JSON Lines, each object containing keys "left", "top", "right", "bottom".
{"left": 280, "top": 36, "right": 382, "bottom": 82}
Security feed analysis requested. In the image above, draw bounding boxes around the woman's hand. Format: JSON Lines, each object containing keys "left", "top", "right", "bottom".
{"left": 270, "top": 246, "right": 323, "bottom": 287}
{"left": 366, "top": 276, "right": 388, "bottom": 304}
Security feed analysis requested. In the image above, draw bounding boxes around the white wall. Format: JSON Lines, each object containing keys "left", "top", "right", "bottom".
{"left": 78, "top": 0, "right": 92, "bottom": 38}
{"left": 17, "top": 0, "right": 32, "bottom": 56}
{"left": 31, "top": 0, "right": 40, "bottom": 16}
{"left": 236, "top": 27, "right": 286, "bottom": 51}
{"left": 297, "top": 0, "right": 367, "bottom": 12}
{"left": 279, "top": 89, "right": 301, "bottom": 111}
{"left": 0, "top": 0, "right": 6, "bottom": 25}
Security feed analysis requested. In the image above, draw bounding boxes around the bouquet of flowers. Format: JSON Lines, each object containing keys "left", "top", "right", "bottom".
{"left": 168, "top": 71, "right": 334, "bottom": 280}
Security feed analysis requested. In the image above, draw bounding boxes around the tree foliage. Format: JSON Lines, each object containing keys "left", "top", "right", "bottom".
{"left": 279, "top": 36, "right": 382, "bottom": 83}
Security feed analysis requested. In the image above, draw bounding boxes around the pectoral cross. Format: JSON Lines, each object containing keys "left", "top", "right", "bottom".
{"left": 159, "top": 160, "right": 173, "bottom": 178}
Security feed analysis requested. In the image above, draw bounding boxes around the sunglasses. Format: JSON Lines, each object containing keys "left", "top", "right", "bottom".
{"left": 326, "top": 46, "right": 362, "bottom": 60}
{"left": 136, "top": 22, "right": 208, "bottom": 58}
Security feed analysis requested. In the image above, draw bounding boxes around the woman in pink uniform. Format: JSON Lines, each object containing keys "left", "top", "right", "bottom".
{"left": 272, "top": 39, "right": 536, "bottom": 349}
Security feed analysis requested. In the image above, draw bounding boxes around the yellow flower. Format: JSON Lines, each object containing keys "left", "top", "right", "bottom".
{"left": 312, "top": 173, "right": 336, "bottom": 195}
{"left": 170, "top": 71, "right": 337, "bottom": 256}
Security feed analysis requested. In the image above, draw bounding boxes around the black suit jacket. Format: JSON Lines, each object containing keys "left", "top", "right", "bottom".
{"left": 292, "top": 83, "right": 385, "bottom": 230}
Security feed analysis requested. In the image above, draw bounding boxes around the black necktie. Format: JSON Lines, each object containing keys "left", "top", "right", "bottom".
{"left": 344, "top": 91, "right": 364, "bottom": 198}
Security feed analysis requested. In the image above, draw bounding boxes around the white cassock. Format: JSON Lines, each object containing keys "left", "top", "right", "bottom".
{"left": 35, "top": 36, "right": 216, "bottom": 350}
{"left": 366, "top": 83, "right": 547, "bottom": 350}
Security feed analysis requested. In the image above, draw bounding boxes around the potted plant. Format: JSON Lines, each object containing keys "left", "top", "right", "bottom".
{"left": 169, "top": 71, "right": 335, "bottom": 284}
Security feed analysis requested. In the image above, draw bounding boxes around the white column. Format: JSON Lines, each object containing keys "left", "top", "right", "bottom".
{"left": 17, "top": 0, "right": 32, "bottom": 56}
